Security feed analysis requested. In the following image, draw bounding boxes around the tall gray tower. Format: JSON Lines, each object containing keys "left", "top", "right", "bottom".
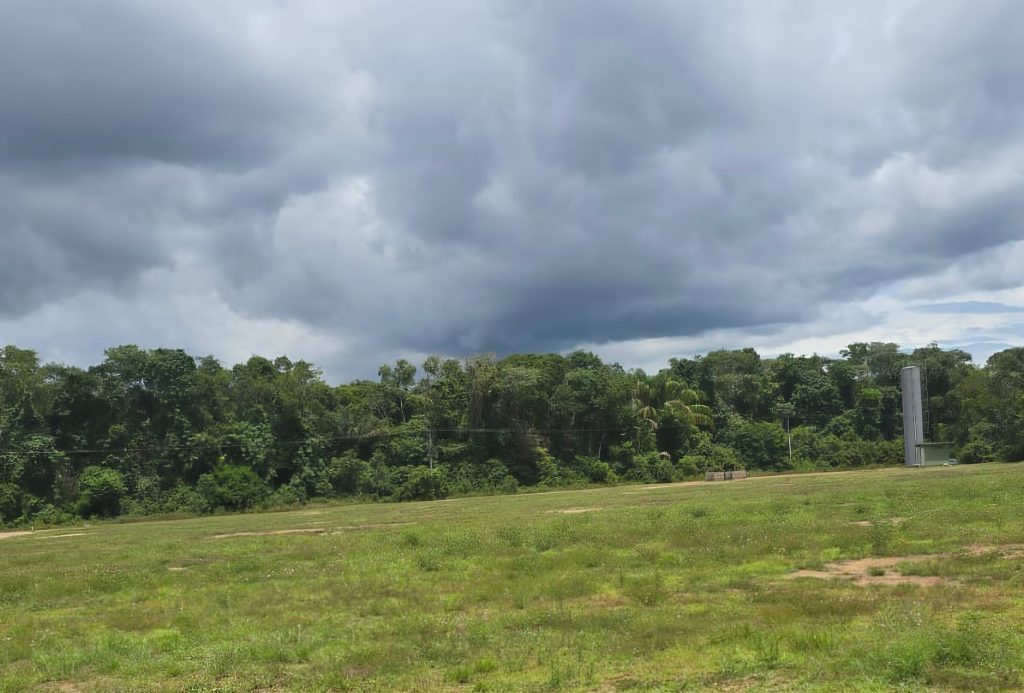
{"left": 901, "top": 366, "right": 924, "bottom": 466}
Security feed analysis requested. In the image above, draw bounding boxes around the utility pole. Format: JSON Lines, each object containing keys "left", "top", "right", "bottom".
{"left": 785, "top": 411, "right": 792, "bottom": 467}
{"left": 774, "top": 401, "right": 795, "bottom": 468}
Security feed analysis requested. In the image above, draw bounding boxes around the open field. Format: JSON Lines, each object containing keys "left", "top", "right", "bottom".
{"left": 3, "top": 464, "right": 1024, "bottom": 691}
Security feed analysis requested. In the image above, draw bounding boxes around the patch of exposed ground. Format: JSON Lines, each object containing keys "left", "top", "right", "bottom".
{"left": 546, "top": 507, "right": 602, "bottom": 514}
{"left": 331, "top": 521, "right": 415, "bottom": 531}
{"left": 966, "top": 543, "right": 1024, "bottom": 559}
{"left": 37, "top": 532, "right": 88, "bottom": 540}
{"left": 788, "top": 555, "right": 952, "bottom": 586}
{"left": 0, "top": 530, "right": 33, "bottom": 540}
{"left": 211, "top": 522, "right": 415, "bottom": 539}
{"left": 849, "top": 517, "right": 906, "bottom": 527}
{"left": 210, "top": 528, "right": 327, "bottom": 539}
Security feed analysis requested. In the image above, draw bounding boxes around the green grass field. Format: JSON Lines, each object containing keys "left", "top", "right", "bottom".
{"left": 4, "top": 464, "right": 1024, "bottom": 691}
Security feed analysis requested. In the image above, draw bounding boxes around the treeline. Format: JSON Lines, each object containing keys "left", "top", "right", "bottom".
{"left": 1, "top": 342, "right": 1022, "bottom": 525}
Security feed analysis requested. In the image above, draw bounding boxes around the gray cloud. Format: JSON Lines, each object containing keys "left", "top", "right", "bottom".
{"left": 2, "top": 0, "right": 1024, "bottom": 378}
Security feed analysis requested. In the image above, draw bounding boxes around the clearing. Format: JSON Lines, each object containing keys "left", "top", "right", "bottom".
{"left": 2, "top": 463, "right": 1024, "bottom": 691}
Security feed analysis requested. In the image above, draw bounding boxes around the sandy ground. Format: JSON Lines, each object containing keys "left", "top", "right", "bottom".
{"left": 0, "top": 530, "right": 33, "bottom": 540}
{"left": 788, "top": 555, "right": 952, "bottom": 586}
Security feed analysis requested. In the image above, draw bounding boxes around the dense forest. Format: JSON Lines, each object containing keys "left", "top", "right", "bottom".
{"left": 1, "top": 342, "right": 1022, "bottom": 525}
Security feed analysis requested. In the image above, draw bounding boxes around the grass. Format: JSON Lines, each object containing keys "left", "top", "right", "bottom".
{"left": 3, "top": 464, "right": 1024, "bottom": 691}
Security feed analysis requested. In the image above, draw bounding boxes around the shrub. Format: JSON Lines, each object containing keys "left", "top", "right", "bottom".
{"left": 162, "top": 485, "right": 210, "bottom": 515}
{"left": 196, "top": 465, "right": 268, "bottom": 510}
{"left": 328, "top": 453, "right": 371, "bottom": 495}
{"left": 395, "top": 466, "right": 448, "bottom": 502}
{"left": 263, "top": 482, "right": 308, "bottom": 509}
{"left": 77, "top": 466, "right": 127, "bottom": 517}
{"left": 0, "top": 482, "right": 20, "bottom": 523}
{"left": 498, "top": 475, "right": 519, "bottom": 494}
{"left": 706, "top": 444, "right": 742, "bottom": 471}
{"left": 676, "top": 455, "right": 701, "bottom": 478}
{"left": 571, "top": 456, "right": 612, "bottom": 483}
{"left": 959, "top": 436, "right": 996, "bottom": 464}
{"left": 32, "top": 503, "right": 77, "bottom": 526}
{"left": 652, "top": 455, "right": 676, "bottom": 483}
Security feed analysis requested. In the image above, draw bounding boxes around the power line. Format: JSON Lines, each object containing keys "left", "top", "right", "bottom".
{"left": 0, "top": 426, "right": 632, "bottom": 457}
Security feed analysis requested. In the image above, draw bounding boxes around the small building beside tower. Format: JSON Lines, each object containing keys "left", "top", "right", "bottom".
{"left": 901, "top": 365, "right": 955, "bottom": 466}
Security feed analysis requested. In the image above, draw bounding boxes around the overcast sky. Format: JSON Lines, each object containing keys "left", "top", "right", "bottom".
{"left": 2, "top": 1, "right": 1023, "bottom": 381}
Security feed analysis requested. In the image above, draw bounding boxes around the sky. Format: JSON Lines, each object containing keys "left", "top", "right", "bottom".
{"left": 2, "top": 0, "right": 1023, "bottom": 382}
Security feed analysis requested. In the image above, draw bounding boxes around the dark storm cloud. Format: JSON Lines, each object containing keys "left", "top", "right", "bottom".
{"left": 0, "top": 2, "right": 311, "bottom": 167}
{"left": 2, "top": 0, "right": 1024, "bottom": 377}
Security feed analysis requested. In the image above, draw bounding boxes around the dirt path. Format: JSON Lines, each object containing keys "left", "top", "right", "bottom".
{"left": 0, "top": 530, "right": 33, "bottom": 540}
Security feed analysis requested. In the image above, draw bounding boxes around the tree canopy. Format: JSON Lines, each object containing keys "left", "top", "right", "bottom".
{"left": 0, "top": 341, "right": 1019, "bottom": 525}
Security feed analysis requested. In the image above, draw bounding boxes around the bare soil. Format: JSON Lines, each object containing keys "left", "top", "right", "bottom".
{"left": 211, "top": 521, "right": 416, "bottom": 539}
{"left": 789, "top": 555, "right": 953, "bottom": 586}
{"left": 0, "top": 530, "right": 33, "bottom": 540}
{"left": 966, "top": 543, "right": 1024, "bottom": 559}
{"left": 210, "top": 528, "right": 328, "bottom": 539}
{"left": 849, "top": 517, "right": 906, "bottom": 527}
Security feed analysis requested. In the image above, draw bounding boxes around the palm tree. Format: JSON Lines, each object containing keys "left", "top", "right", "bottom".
{"left": 631, "top": 377, "right": 713, "bottom": 452}
{"left": 661, "top": 379, "right": 714, "bottom": 430}
{"left": 632, "top": 379, "right": 660, "bottom": 452}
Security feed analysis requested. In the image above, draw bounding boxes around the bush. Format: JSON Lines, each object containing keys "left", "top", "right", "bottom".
{"left": 395, "top": 466, "right": 448, "bottom": 502}
{"left": 706, "top": 444, "right": 742, "bottom": 471}
{"left": 0, "top": 483, "right": 20, "bottom": 523}
{"left": 263, "top": 482, "right": 308, "bottom": 509}
{"left": 32, "top": 503, "right": 77, "bottom": 527}
{"left": 124, "top": 476, "right": 164, "bottom": 516}
{"left": 77, "top": 466, "right": 127, "bottom": 517}
{"left": 959, "top": 436, "right": 996, "bottom": 464}
{"left": 625, "top": 452, "right": 674, "bottom": 483}
{"left": 498, "top": 475, "right": 519, "bottom": 494}
{"left": 162, "top": 485, "right": 210, "bottom": 515}
{"left": 571, "top": 456, "right": 612, "bottom": 483}
{"left": 196, "top": 465, "right": 268, "bottom": 510}
{"left": 652, "top": 455, "right": 676, "bottom": 483}
{"left": 676, "top": 455, "right": 701, "bottom": 478}
{"left": 444, "top": 457, "right": 511, "bottom": 494}
{"left": 328, "top": 453, "right": 371, "bottom": 495}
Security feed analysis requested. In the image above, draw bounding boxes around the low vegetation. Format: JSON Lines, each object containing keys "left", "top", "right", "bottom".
{"left": 3, "top": 463, "right": 1024, "bottom": 690}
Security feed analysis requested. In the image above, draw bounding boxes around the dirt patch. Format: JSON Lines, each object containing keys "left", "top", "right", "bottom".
{"left": 212, "top": 522, "right": 415, "bottom": 538}
{"left": 167, "top": 566, "right": 189, "bottom": 572}
{"left": 0, "top": 530, "right": 33, "bottom": 540}
{"left": 210, "top": 528, "right": 327, "bottom": 539}
{"left": 546, "top": 507, "right": 602, "bottom": 515}
{"left": 966, "top": 543, "right": 1024, "bottom": 559}
{"left": 343, "top": 666, "right": 374, "bottom": 678}
{"left": 788, "top": 555, "right": 952, "bottom": 586}
{"left": 849, "top": 517, "right": 906, "bottom": 527}
{"left": 332, "top": 521, "right": 416, "bottom": 532}
{"left": 37, "top": 532, "right": 88, "bottom": 540}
